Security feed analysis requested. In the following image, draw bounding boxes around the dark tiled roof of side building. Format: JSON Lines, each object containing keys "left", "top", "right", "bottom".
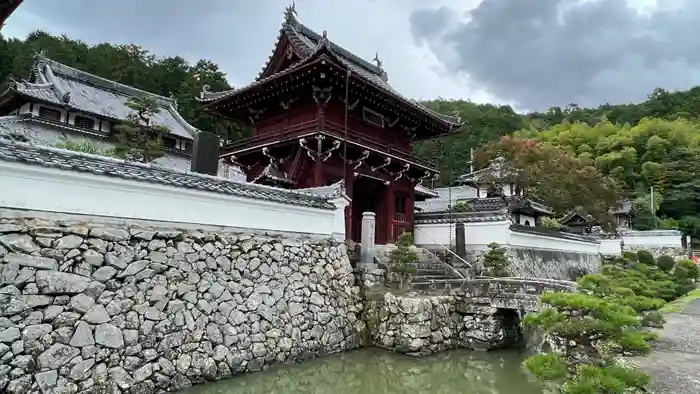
{"left": 0, "top": 139, "right": 336, "bottom": 210}
{"left": 2, "top": 53, "right": 199, "bottom": 140}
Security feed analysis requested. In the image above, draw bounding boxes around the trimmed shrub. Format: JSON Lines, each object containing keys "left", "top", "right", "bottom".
{"left": 655, "top": 255, "right": 675, "bottom": 272}
{"left": 636, "top": 250, "right": 655, "bottom": 266}
{"left": 675, "top": 259, "right": 700, "bottom": 280}
{"left": 623, "top": 251, "right": 638, "bottom": 261}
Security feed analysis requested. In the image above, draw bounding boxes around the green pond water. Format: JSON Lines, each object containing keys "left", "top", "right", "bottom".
{"left": 182, "top": 348, "right": 545, "bottom": 394}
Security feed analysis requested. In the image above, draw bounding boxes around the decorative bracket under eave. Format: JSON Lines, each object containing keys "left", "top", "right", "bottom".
{"left": 391, "top": 163, "right": 411, "bottom": 182}
{"left": 407, "top": 171, "right": 436, "bottom": 184}
{"left": 371, "top": 157, "right": 391, "bottom": 172}
{"left": 345, "top": 150, "right": 370, "bottom": 170}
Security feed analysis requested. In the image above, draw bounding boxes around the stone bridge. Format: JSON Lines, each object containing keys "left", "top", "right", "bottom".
{"left": 412, "top": 277, "right": 577, "bottom": 312}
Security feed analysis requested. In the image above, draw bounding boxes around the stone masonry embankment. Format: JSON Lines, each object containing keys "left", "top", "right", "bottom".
{"left": 0, "top": 215, "right": 364, "bottom": 394}
{"left": 369, "top": 293, "right": 515, "bottom": 356}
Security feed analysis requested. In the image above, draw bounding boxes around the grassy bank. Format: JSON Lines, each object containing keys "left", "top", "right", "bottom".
{"left": 660, "top": 289, "right": 700, "bottom": 313}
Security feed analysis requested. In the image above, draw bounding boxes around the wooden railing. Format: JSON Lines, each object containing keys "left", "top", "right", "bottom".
{"left": 223, "top": 120, "right": 319, "bottom": 151}
{"left": 391, "top": 223, "right": 411, "bottom": 242}
{"left": 323, "top": 121, "right": 438, "bottom": 170}
{"left": 393, "top": 213, "right": 408, "bottom": 223}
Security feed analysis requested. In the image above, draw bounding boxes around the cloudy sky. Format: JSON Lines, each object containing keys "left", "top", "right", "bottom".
{"left": 4, "top": 0, "right": 699, "bottom": 111}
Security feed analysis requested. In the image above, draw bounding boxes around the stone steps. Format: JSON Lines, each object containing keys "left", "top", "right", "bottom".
{"left": 411, "top": 279, "right": 466, "bottom": 292}
{"left": 414, "top": 274, "right": 456, "bottom": 281}
{"left": 415, "top": 268, "right": 450, "bottom": 276}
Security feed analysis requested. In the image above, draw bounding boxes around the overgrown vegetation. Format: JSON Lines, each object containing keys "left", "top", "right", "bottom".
{"left": 523, "top": 253, "right": 699, "bottom": 393}
{"left": 113, "top": 96, "right": 170, "bottom": 163}
{"left": 53, "top": 138, "right": 117, "bottom": 157}
{"left": 388, "top": 232, "right": 418, "bottom": 290}
{"left": 450, "top": 201, "right": 473, "bottom": 212}
{"left": 541, "top": 217, "right": 566, "bottom": 230}
{"left": 414, "top": 93, "right": 700, "bottom": 242}
{"left": 482, "top": 242, "right": 511, "bottom": 277}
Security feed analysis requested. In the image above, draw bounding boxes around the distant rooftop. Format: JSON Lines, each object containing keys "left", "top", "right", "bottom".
{"left": 0, "top": 53, "right": 200, "bottom": 140}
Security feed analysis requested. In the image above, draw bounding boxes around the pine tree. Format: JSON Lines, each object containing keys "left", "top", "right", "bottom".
{"left": 114, "top": 96, "right": 170, "bottom": 163}
{"left": 482, "top": 242, "right": 510, "bottom": 277}
{"left": 389, "top": 233, "right": 418, "bottom": 290}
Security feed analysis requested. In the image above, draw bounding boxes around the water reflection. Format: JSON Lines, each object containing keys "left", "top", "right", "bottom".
{"left": 183, "top": 348, "right": 544, "bottom": 394}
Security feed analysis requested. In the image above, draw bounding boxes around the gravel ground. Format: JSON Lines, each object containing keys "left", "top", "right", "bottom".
{"left": 631, "top": 299, "right": 700, "bottom": 393}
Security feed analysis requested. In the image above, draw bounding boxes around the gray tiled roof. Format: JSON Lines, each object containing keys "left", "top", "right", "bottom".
{"left": 200, "top": 8, "right": 462, "bottom": 127}
{"left": 414, "top": 184, "right": 438, "bottom": 198}
{"left": 298, "top": 181, "right": 346, "bottom": 198}
{"left": 456, "top": 157, "right": 517, "bottom": 185}
{"left": 7, "top": 54, "right": 199, "bottom": 140}
{"left": 610, "top": 199, "right": 633, "bottom": 214}
{"left": 0, "top": 139, "right": 335, "bottom": 210}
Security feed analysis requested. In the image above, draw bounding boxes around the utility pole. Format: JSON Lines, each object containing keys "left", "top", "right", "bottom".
{"left": 650, "top": 186, "right": 656, "bottom": 229}
{"left": 469, "top": 148, "right": 474, "bottom": 174}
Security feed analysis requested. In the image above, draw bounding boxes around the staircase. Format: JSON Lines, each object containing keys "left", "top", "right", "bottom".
{"left": 408, "top": 249, "right": 466, "bottom": 290}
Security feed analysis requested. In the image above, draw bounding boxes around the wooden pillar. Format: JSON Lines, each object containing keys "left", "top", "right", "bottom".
{"left": 384, "top": 182, "right": 395, "bottom": 244}
{"left": 313, "top": 135, "right": 324, "bottom": 186}
{"left": 345, "top": 169, "right": 354, "bottom": 241}
{"left": 407, "top": 185, "right": 415, "bottom": 235}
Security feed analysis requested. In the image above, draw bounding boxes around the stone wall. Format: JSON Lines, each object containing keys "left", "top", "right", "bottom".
{"left": 463, "top": 247, "right": 601, "bottom": 280}
{"left": 508, "top": 248, "right": 601, "bottom": 280}
{"left": 369, "top": 293, "right": 515, "bottom": 357}
{"left": 623, "top": 245, "right": 686, "bottom": 259}
{"left": 0, "top": 215, "right": 364, "bottom": 394}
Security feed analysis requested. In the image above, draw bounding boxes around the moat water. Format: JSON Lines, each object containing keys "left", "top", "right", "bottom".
{"left": 181, "top": 348, "right": 545, "bottom": 394}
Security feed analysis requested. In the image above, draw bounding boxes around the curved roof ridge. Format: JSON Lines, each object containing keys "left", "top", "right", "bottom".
{"left": 166, "top": 104, "right": 200, "bottom": 136}
{"left": 33, "top": 53, "right": 177, "bottom": 108}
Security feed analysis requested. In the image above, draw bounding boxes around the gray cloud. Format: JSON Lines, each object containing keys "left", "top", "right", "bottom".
{"left": 410, "top": 0, "right": 700, "bottom": 110}
{"left": 5, "top": 0, "right": 480, "bottom": 101}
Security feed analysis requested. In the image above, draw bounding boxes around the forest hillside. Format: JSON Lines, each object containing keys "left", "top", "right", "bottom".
{"left": 1, "top": 31, "right": 699, "bottom": 238}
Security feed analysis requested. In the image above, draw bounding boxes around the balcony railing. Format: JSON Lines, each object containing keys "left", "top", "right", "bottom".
{"left": 393, "top": 212, "right": 408, "bottom": 223}
{"left": 323, "top": 121, "right": 437, "bottom": 170}
{"left": 223, "top": 120, "right": 319, "bottom": 152}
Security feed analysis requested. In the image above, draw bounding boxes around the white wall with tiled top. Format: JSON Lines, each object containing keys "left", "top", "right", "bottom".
{"left": 0, "top": 159, "right": 344, "bottom": 238}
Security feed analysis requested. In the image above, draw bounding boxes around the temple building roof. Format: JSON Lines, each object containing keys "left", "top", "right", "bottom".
{"left": 610, "top": 199, "right": 633, "bottom": 215}
{"left": 455, "top": 157, "right": 517, "bottom": 186}
{"left": 414, "top": 195, "right": 553, "bottom": 216}
{"left": 559, "top": 199, "right": 634, "bottom": 224}
{"left": 0, "top": 53, "right": 200, "bottom": 140}
{"left": 0, "top": 0, "right": 22, "bottom": 28}
{"left": 0, "top": 138, "right": 334, "bottom": 210}
{"left": 199, "top": 4, "right": 462, "bottom": 129}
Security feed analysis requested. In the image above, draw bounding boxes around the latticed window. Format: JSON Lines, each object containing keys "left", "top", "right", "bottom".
{"left": 38, "top": 107, "right": 61, "bottom": 122}
{"left": 163, "top": 137, "right": 177, "bottom": 149}
{"left": 74, "top": 116, "right": 95, "bottom": 130}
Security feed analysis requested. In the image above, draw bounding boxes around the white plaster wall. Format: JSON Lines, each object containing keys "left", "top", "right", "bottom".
{"left": 622, "top": 231, "right": 683, "bottom": 248}
{"left": 329, "top": 196, "right": 350, "bottom": 241}
{"left": 509, "top": 231, "right": 600, "bottom": 254}
{"left": 414, "top": 220, "right": 511, "bottom": 248}
{"left": 599, "top": 239, "right": 623, "bottom": 255}
{"left": 515, "top": 214, "right": 535, "bottom": 226}
{"left": 0, "top": 160, "right": 338, "bottom": 236}
{"left": 414, "top": 223, "right": 454, "bottom": 246}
